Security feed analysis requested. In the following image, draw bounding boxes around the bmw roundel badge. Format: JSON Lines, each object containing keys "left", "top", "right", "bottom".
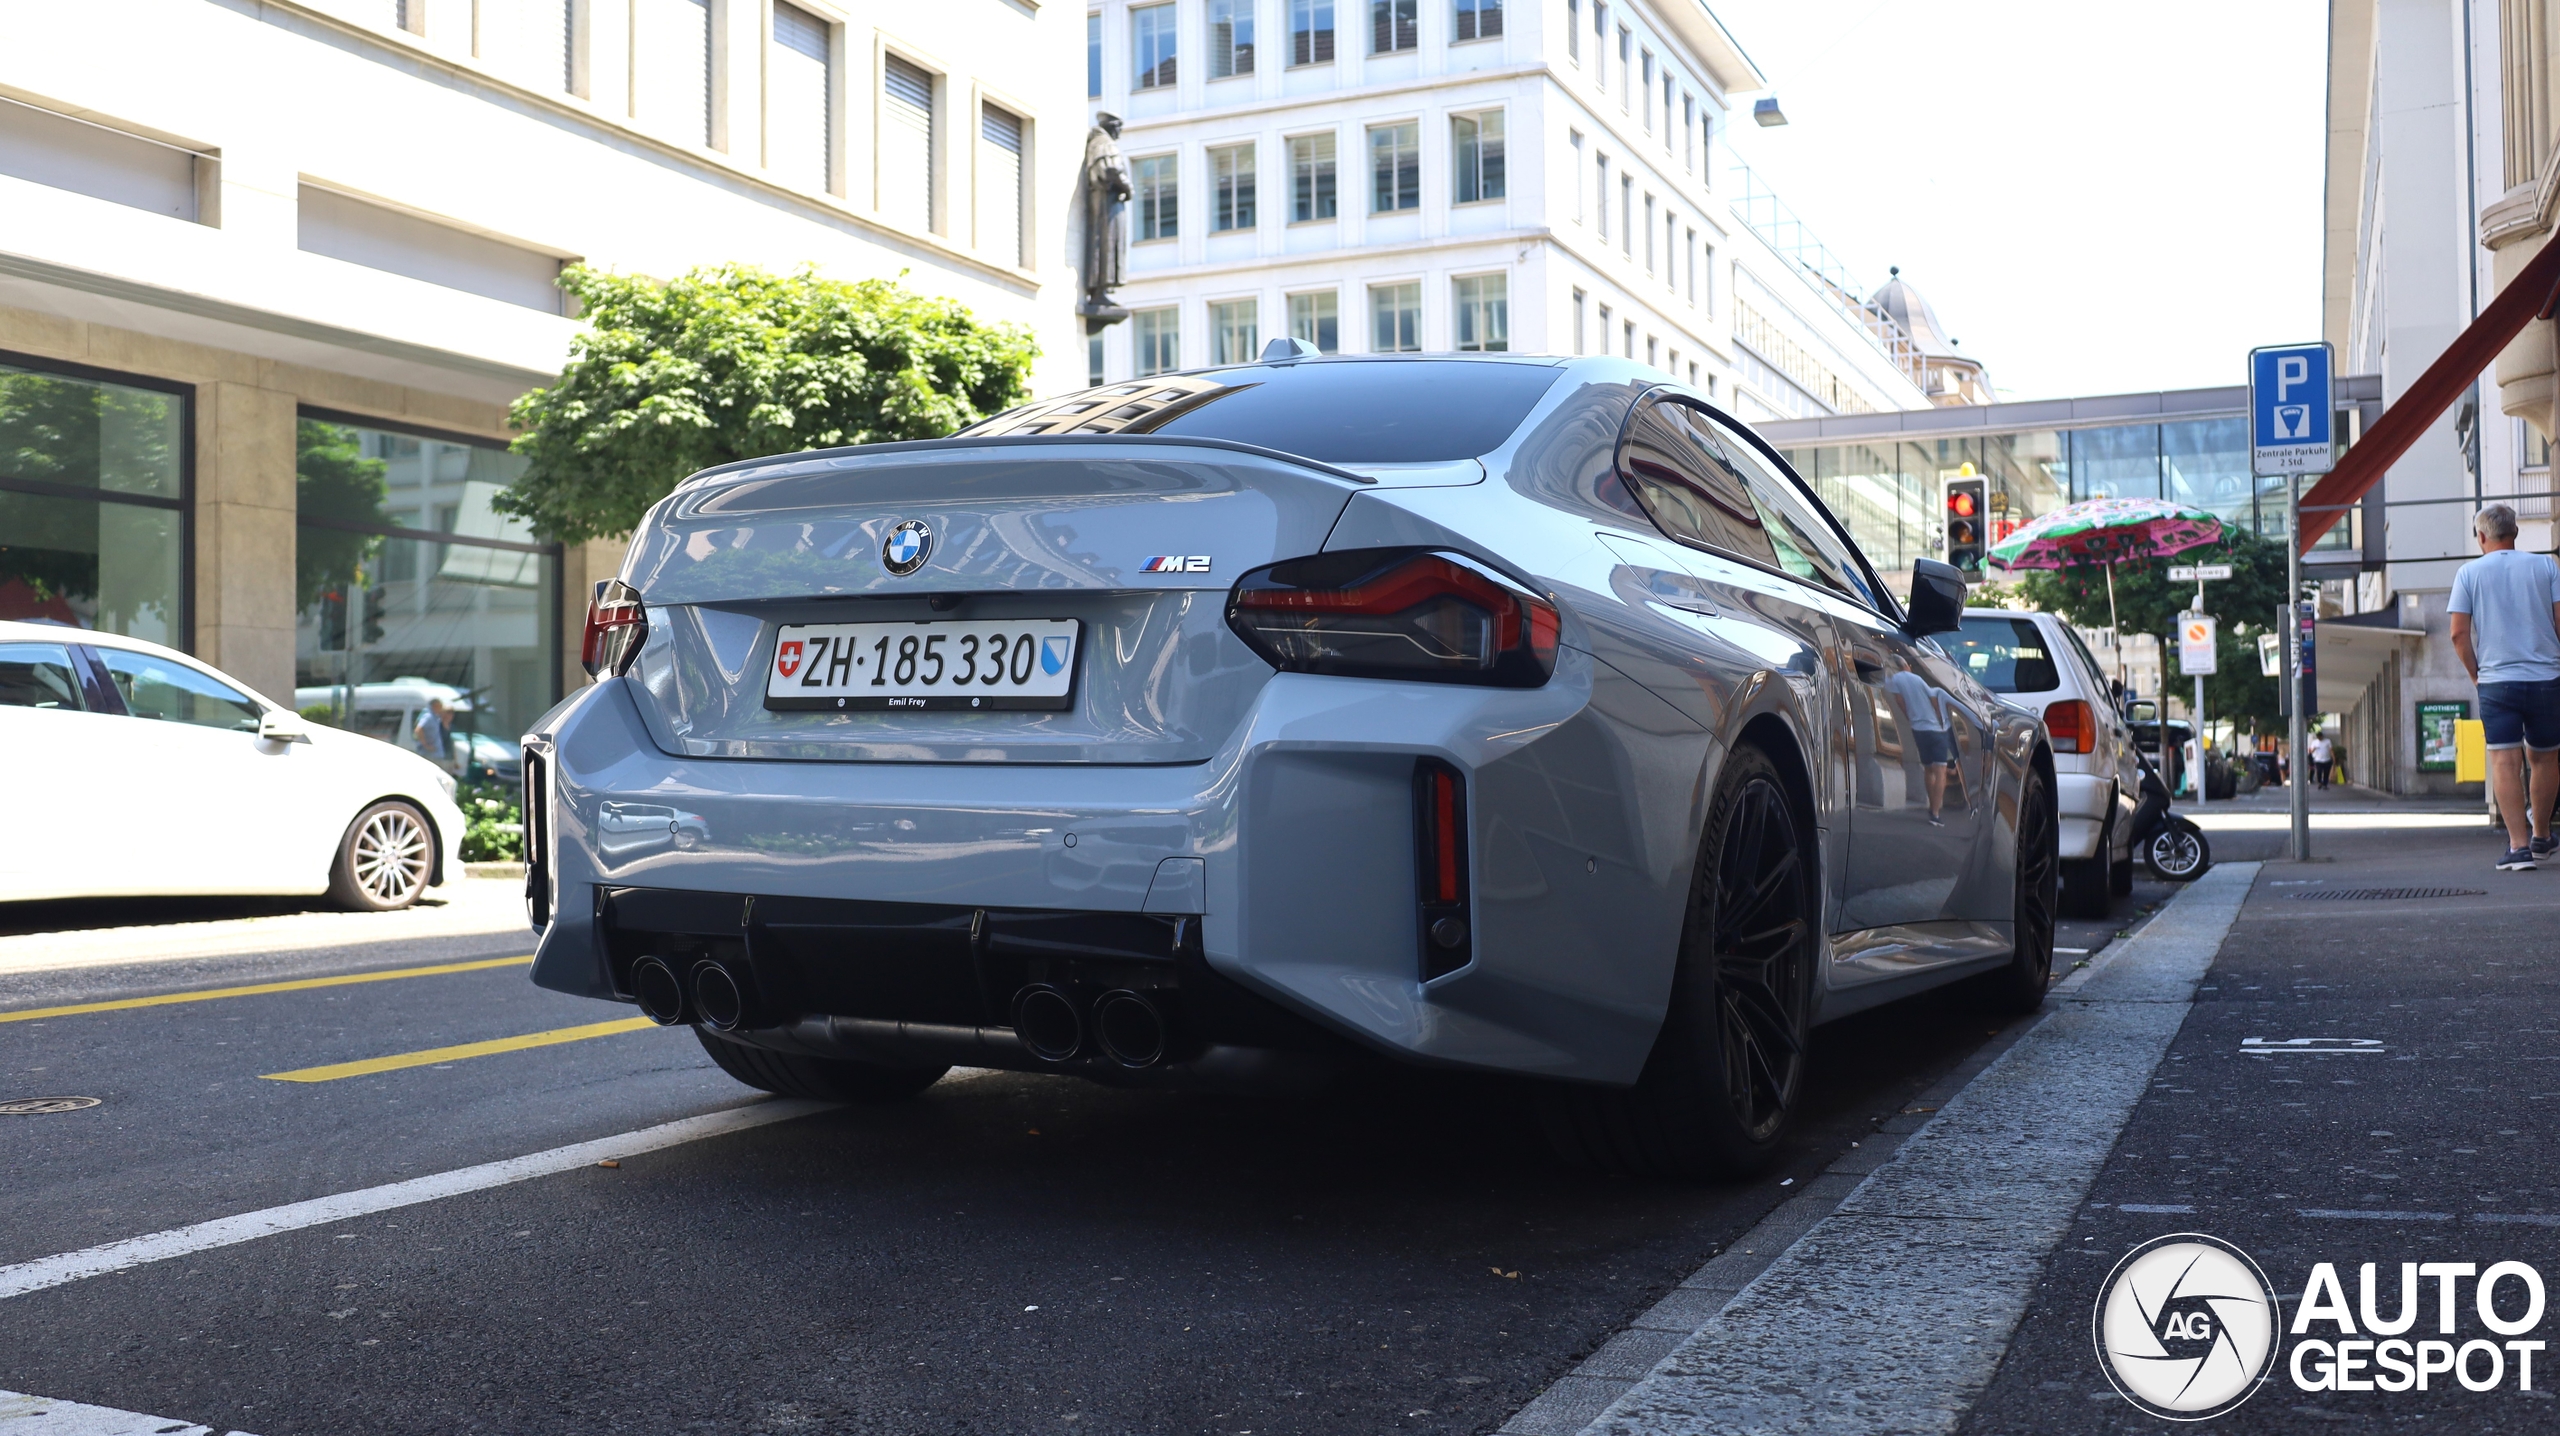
{"left": 882, "top": 519, "right": 933, "bottom": 576}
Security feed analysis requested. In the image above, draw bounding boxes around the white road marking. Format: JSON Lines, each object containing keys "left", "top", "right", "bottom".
{"left": 2115, "top": 1203, "right": 2194, "bottom": 1214}
{"left": 0, "top": 1387, "right": 251, "bottom": 1435}
{"left": 2297, "top": 1208, "right": 2455, "bottom": 1222}
{"left": 0, "top": 1100, "right": 825, "bottom": 1302}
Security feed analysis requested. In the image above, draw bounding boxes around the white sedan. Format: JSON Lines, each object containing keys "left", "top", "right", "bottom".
{"left": 0, "top": 619, "right": 467, "bottom": 910}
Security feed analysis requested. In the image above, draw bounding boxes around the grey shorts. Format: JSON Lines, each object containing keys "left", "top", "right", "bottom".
{"left": 1913, "top": 728, "right": 1954, "bottom": 767}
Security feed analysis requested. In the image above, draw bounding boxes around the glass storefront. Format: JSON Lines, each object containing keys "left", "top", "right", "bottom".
{"left": 292, "top": 416, "right": 559, "bottom": 773}
{"left": 1776, "top": 415, "right": 2353, "bottom": 574}
{"left": 0, "top": 359, "right": 188, "bottom": 645}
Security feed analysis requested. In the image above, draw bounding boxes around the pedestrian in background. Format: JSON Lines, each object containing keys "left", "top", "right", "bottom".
{"left": 2309, "top": 730, "right": 2333, "bottom": 789}
{"left": 1884, "top": 659, "right": 1955, "bottom": 827}
{"left": 2447, "top": 502, "right": 2560, "bottom": 871}
{"left": 414, "top": 697, "right": 459, "bottom": 775}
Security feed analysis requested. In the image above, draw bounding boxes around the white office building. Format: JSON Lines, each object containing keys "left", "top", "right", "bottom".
{"left": 0, "top": 0, "right": 1081, "bottom": 731}
{"left": 1081, "top": 0, "right": 1937, "bottom": 424}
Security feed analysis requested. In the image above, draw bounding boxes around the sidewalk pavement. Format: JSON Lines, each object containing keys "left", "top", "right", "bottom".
{"left": 0, "top": 876, "right": 533, "bottom": 985}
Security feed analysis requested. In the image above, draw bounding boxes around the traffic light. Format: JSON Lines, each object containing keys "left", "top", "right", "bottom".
{"left": 1944, "top": 475, "right": 1987, "bottom": 571}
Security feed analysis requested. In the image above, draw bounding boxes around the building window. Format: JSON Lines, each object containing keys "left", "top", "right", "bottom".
{"left": 293, "top": 415, "right": 561, "bottom": 756}
{"left": 982, "top": 105, "right": 1027, "bottom": 265}
{"left": 1664, "top": 211, "right": 1677, "bottom": 287}
{"left": 1683, "top": 94, "right": 1695, "bottom": 169}
{"left": 1208, "top": 0, "right": 1256, "bottom": 78}
{"left": 633, "top": 0, "right": 712, "bottom": 145}
{"left": 1087, "top": 11, "right": 1102, "bottom": 96}
{"left": 1134, "top": 307, "right": 1181, "bottom": 376}
{"left": 1133, "top": 153, "right": 1178, "bottom": 240}
{"left": 769, "top": 4, "right": 833, "bottom": 193}
{"left": 1369, "top": 122, "right": 1418, "bottom": 212}
{"left": 1646, "top": 335, "right": 1658, "bottom": 369}
{"left": 1371, "top": 0, "right": 1417, "bottom": 53}
{"left": 1371, "top": 282, "right": 1421, "bottom": 351}
{"left": 880, "top": 56, "right": 935, "bottom": 233}
{"left": 1566, "top": 0, "right": 1578, "bottom": 59}
{"left": 1593, "top": 3, "right": 1607, "bottom": 84}
{"left": 1620, "top": 175, "right": 1633, "bottom": 254}
{"left": 1702, "top": 241, "right": 1716, "bottom": 315}
{"left": 1289, "top": 132, "right": 1337, "bottom": 220}
{"left": 1685, "top": 227, "right": 1698, "bottom": 304}
{"left": 1290, "top": 0, "right": 1336, "bottom": 64}
{"left": 1210, "top": 143, "right": 1256, "bottom": 231}
{"left": 1644, "top": 193, "right": 1656, "bottom": 272}
{"left": 1668, "top": 346, "right": 1679, "bottom": 375}
{"left": 1595, "top": 154, "right": 1609, "bottom": 238}
{"left": 1617, "top": 26, "right": 1630, "bottom": 107}
{"left": 1663, "top": 73, "right": 1677, "bottom": 146}
{"left": 1211, "top": 299, "right": 1260, "bottom": 364}
{"left": 1453, "top": 274, "right": 1507, "bottom": 351}
{"left": 1571, "top": 288, "right": 1586, "bottom": 353}
{"left": 1455, "top": 0, "right": 1503, "bottom": 41}
{"left": 1290, "top": 290, "right": 1341, "bottom": 352}
{"left": 1088, "top": 331, "right": 1105, "bottom": 385}
{"left": 0, "top": 360, "right": 187, "bottom": 646}
{"left": 1133, "top": 3, "right": 1177, "bottom": 89}
{"left": 1640, "top": 51, "right": 1654, "bottom": 130}
{"left": 1452, "top": 110, "right": 1504, "bottom": 202}
{"left": 1597, "top": 302, "right": 1612, "bottom": 352}
{"left": 1690, "top": 362, "right": 1701, "bottom": 387}
{"left": 1623, "top": 318, "right": 1635, "bottom": 358}
{"left": 299, "top": 186, "right": 574, "bottom": 313}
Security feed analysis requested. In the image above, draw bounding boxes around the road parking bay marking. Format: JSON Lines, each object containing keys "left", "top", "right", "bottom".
{"left": 2241, "top": 1037, "right": 2385, "bottom": 1055}
{"left": 0, "top": 1385, "right": 248, "bottom": 1434}
{"left": 0, "top": 1099, "right": 825, "bottom": 1301}
{"left": 261, "top": 1016, "right": 658, "bottom": 1082}
{"left": 0, "top": 955, "right": 534, "bottom": 1025}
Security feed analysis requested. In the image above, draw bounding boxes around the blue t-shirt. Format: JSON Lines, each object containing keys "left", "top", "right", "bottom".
{"left": 2449, "top": 549, "right": 2560, "bottom": 684}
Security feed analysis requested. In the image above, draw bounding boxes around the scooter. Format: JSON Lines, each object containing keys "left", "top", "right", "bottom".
{"left": 2128, "top": 746, "right": 2211, "bottom": 881}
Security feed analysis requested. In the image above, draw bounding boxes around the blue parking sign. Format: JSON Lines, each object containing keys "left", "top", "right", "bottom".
{"left": 2250, "top": 343, "right": 2335, "bottom": 475}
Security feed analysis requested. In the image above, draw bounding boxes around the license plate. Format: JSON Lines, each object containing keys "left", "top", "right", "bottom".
{"left": 764, "top": 620, "right": 1081, "bottom": 711}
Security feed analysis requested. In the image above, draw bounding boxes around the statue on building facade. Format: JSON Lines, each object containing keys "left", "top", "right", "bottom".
{"left": 1079, "top": 115, "right": 1132, "bottom": 330}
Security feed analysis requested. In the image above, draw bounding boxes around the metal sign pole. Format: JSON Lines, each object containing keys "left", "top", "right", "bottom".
{"left": 2288, "top": 472, "right": 2309, "bottom": 860}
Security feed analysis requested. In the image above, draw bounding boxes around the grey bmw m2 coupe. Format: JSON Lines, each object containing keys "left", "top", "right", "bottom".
{"left": 522, "top": 353, "right": 2056, "bottom": 1177}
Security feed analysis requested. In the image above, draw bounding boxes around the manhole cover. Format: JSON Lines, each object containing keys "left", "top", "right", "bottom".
{"left": 2289, "top": 887, "right": 2486, "bottom": 901}
{"left": 0, "top": 1096, "right": 101, "bottom": 1115}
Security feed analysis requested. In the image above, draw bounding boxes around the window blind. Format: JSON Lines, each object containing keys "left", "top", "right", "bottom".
{"left": 881, "top": 56, "right": 934, "bottom": 232}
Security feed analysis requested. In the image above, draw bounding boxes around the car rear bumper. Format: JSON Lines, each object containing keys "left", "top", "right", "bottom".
{"left": 526, "top": 648, "right": 1692, "bottom": 1086}
{"left": 2055, "top": 771, "right": 2114, "bottom": 861}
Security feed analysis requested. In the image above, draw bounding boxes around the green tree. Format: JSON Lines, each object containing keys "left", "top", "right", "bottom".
{"left": 495, "top": 264, "right": 1041, "bottom": 544}
{"left": 1997, "top": 527, "right": 2294, "bottom": 730}
{"left": 294, "top": 419, "right": 389, "bottom": 609}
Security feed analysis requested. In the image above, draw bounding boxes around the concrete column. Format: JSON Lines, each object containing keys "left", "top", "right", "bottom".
{"left": 193, "top": 382, "right": 299, "bottom": 706}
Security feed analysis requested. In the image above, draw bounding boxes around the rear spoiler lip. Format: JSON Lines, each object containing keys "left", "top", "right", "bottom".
{"left": 674, "top": 433, "right": 1379, "bottom": 492}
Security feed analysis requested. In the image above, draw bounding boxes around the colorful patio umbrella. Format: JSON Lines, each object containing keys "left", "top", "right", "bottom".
{"left": 1985, "top": 496, "right": 2227, "bottom": 678}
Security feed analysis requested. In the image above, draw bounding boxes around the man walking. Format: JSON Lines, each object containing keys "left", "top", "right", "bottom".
{"left": 1885, "top": 660, "right": 1955, "bottom": 827}
{"left": 2448, "top": 503, "right": 2560, "bottom": 871}
{"left": 2308, "top": 730, "right": 2333, "bottom": 790}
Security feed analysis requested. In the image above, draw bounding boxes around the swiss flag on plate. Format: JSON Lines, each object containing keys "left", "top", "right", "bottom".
{"left": 776, "top": 640, "right": 804, "bottom": 678}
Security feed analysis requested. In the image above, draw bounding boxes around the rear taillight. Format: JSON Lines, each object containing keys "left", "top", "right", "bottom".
{"left": 1225, "top": 548, "right": 1560, "bottom": 687}
{"left": 1414, "top": 758, "right": 1472, "bottom": 980}
{"left": 582, "top": 579, "right": 648, "bottom": 678}
{"left": 2044, "top": 699, "right": 2093, "bottom": 754}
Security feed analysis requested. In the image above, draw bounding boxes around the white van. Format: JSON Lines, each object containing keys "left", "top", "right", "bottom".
{"left": 1949, "top": 609, "right": 2142, "bottom": 917}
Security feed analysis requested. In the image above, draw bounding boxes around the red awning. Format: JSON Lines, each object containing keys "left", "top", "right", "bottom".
{"left": 2296, "top": 233, "right": 2560, "bottom": 552}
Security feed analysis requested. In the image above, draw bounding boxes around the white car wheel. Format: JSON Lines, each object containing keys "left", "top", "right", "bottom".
{"left": 330, "top": 801, "right": 433, "bottom": 911}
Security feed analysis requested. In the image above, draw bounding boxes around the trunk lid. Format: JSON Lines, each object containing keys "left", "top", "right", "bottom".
{"left": 621, "top": 440, "right": 1363, "bottom": 764}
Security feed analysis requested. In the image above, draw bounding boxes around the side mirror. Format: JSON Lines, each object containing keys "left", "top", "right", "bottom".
{"left": 258, "top": 710, "right": 312, "bottom": 744}
{"left": 1901, "top": 558, "right": 1968, "bottom": 638}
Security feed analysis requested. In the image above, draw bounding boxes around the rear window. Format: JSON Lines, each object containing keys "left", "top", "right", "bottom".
{"left": 1945, "top": 617, "right": 2061, "bottom": 694}
{"left": 962, "top": 361, "right": 1565, "bottom": 463}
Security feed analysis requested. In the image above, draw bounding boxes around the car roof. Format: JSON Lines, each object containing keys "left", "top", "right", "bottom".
{"left": 0, "top": 619, "right": 280, "bottom": 709}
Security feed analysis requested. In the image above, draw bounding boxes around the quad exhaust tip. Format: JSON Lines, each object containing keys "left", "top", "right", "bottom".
{"left": 631, "top": 956, "right": 687, "bottom": 1026}
{"left": 692, "top": 962, "right": 748, "bottom": 1032}
{"left": 1091, "top": 989, "right": 1168, "bottom": 1068}
{"left": 1012, "top": 984, "right": 1085, "bottom": 1063}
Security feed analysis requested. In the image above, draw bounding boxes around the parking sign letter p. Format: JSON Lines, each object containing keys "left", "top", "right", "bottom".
{"left": 2278, "top": 355, "right": 2308, "bottom": 401}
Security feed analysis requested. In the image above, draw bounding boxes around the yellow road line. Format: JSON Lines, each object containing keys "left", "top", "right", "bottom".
{"left": 262, "top": 1016, "right": 660, "bottom": 1083}
{"left": 0, "top": 956, "right": 536, "bottom": 1025}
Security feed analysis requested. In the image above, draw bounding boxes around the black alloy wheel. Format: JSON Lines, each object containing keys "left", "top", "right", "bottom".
{"left": 1984, "top": 765, "right": 2058, "bottom": 1013}
{"left": 1536, "top": 744, "right": 1814, "bottom": 1179}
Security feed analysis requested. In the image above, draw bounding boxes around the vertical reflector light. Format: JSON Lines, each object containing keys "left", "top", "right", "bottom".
{"left": 1414, "top": 758, "right": 1472, "bottom": 980}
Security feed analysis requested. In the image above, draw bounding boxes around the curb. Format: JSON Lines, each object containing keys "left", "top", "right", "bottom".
{"left": 1499, "top": 865, "right": 2258, "bottom": 1436}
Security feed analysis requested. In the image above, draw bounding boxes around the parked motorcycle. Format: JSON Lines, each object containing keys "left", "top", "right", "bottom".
{"left": 2128, "top": 746, "right": 2212, "bottom": 881}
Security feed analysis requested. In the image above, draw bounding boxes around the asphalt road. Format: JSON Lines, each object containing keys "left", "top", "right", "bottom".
{"left": 0, "top": 873, "right": 2164, "bottom": 1436}
{"left": 1964, "top": 808, "right": 2560, "bottom": 1434}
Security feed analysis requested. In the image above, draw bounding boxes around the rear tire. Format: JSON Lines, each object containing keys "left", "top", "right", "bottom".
{"left": 2144, "top": 823, "right": 2211, "bottom": 882}
{"left": 1984, "top": 765, "right": 2058, "bottom": 1014}
{"left": 1537, "top": 745, "right": 1814, "bottom": 1180}
{"left": 327, "top": 800, "right": 434, "bottom": 911}
{"left": 695, "top": 1028, "right": 948, "bottom": 1102}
